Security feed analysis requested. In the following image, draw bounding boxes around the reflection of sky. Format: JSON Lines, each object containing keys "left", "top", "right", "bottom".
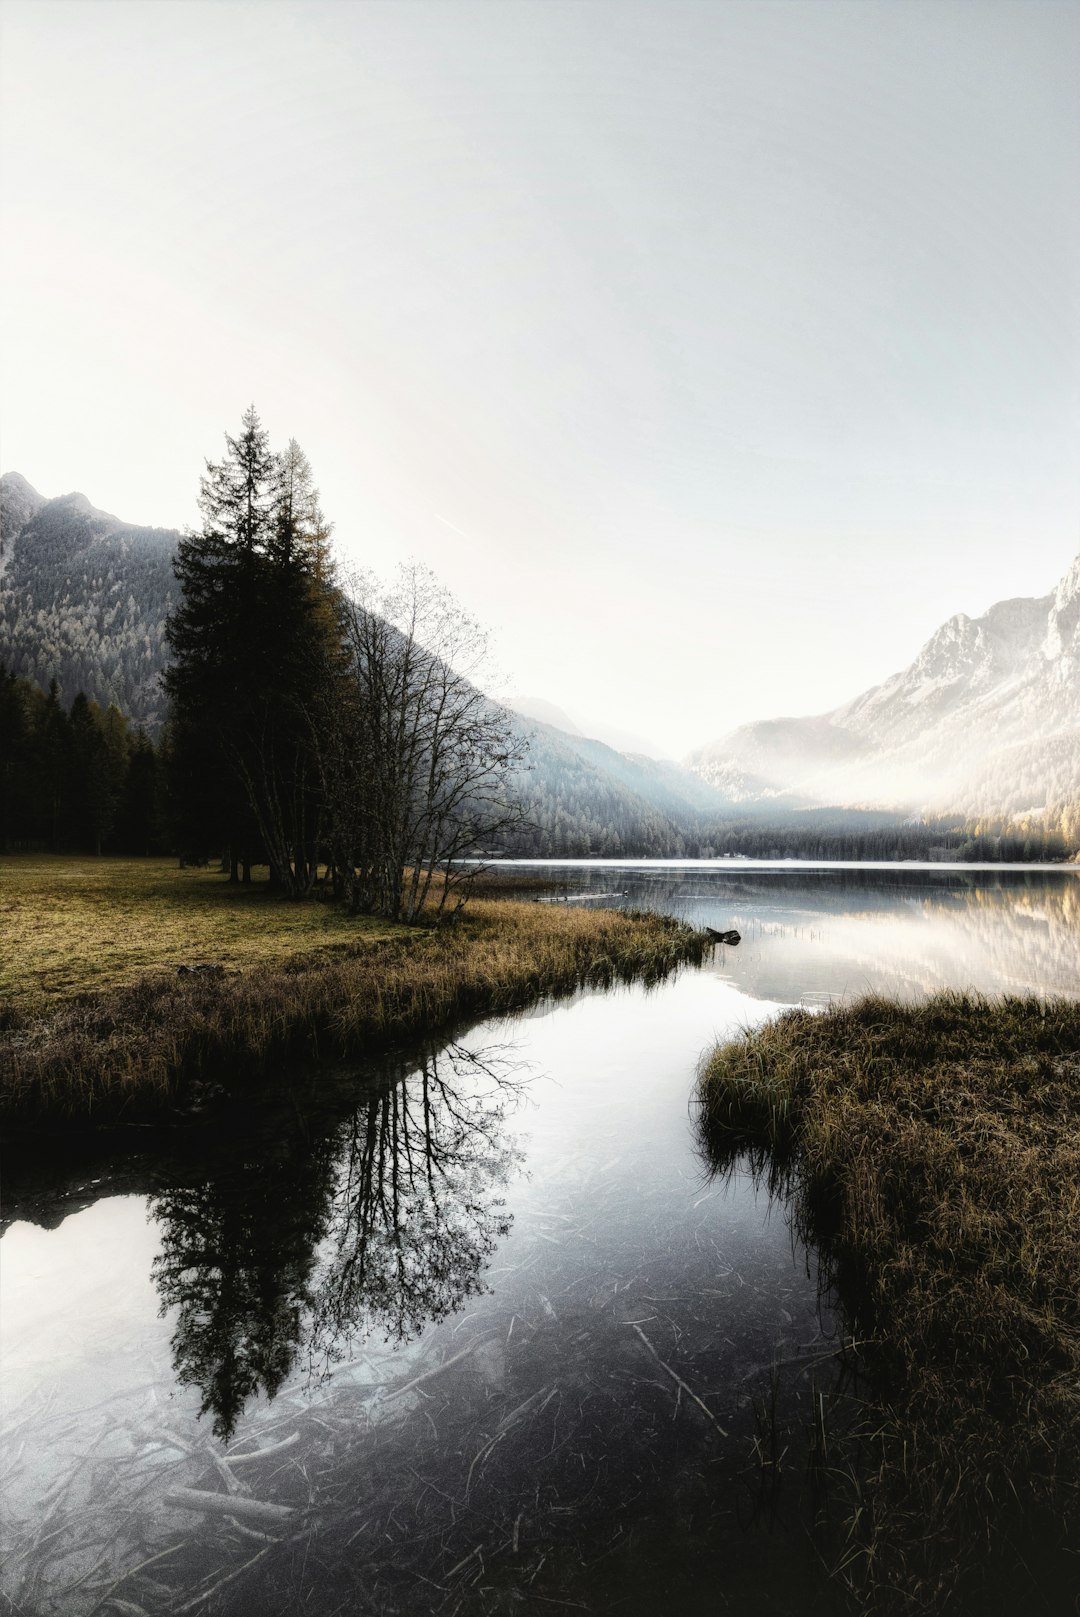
{"left": 520, "top": 863, "right": 1080, "bottom": 1003}
{"left": 711, "top": 897, "right": 1080, "bottom": 1004}
{"left": 1, "top": 1199, "right": 166, "bottom": 1400}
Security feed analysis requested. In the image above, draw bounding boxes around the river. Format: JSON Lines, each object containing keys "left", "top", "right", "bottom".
{"left": 2, "top": 862, "right": 1078, "bottom": 1614}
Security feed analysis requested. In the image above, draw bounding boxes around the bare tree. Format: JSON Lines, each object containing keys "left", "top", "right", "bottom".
{"left": 325, "top": 565, "right": 526, "bottom": 922}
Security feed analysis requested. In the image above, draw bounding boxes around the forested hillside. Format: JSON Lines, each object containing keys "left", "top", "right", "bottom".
{"left": 0, "top": 467, "right": 741, "bottom": 852}
{"left": 0, "top": 474, "right": 180, "bottom": 729}
{"left": 502, "top": 720, "right": 741, "bottom": 856}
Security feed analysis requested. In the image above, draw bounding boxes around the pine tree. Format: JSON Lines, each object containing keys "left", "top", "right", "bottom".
{"left": 164, "top": 409, "right": 342, "bottom": 893}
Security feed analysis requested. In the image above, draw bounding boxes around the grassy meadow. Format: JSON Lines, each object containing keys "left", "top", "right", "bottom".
{"left": 699, "top": 993, "right": 1080, "bottom": 1612}
{"left": 0, "top": 855, "right": 709, "bottom": 1126}
{"left": 0, "top": 855, "right": 406, "bottom": 1019}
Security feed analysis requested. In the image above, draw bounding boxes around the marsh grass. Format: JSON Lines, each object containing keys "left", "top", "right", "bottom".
{"left": 0, "top": 857, "right": 708, "bottom": 1126}
{"left": 699, "top": 992, "right": 1080, "bottom": 1612}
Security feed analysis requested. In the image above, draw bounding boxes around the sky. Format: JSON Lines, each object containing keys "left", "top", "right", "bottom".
{"left": 1, "top": 0, "right": 1077, "bottom": 758}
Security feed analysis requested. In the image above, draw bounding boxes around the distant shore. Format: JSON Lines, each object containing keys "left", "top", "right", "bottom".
{"left": 482, "top": 854, "right": 1080, "bottom": 870}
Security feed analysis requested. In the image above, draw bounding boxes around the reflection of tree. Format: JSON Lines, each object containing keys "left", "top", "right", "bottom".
{"left": 150, "top": 1043, "right": 524, "bottom": 1440}
{"left": 311, "top": 1044, "right": 521, "bottom": 1364}
{"left": 150, "top": 1135, "right": 337, "bottom": 1441}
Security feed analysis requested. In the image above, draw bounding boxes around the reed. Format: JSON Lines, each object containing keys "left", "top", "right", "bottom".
{"left": 699, "top": 991, "right": 1080, "bottom": 1612}
{"left": 0, "top": 858, "right": 708, "bottom": 1126}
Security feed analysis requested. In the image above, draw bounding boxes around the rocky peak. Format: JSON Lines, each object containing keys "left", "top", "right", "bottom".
{"left": 0, "top": 471, "right": 46, "bottom": 558}
{"left": 687, "top": 547, "right": 1080, "bottom": 819}
{"left": 1044, "top": 554, "right": 1080, "bottom": 663}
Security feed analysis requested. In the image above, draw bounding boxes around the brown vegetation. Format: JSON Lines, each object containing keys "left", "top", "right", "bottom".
{"left": 0, "top": 857, "right": 707, "bottom": 1126}
{"left": 699, "top": 992, "right": 1080, "bottom": 1613}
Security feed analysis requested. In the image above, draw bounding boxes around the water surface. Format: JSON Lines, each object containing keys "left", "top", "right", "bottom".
{"left": 3, "top": 863, "right": 1077, "bottom": 1614}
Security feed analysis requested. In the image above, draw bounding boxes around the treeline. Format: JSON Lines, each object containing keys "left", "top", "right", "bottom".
{"left": 496, "top": 803, "right": 1074, "bottom": 863}
{"left": 5, "top": 659, "right": 1071, "bottom": 867}
{"left": 690, "top": 817, "right": 1073, "bottom": 863}
{"left": 0, "top": 671, "right": 166, "bottom": 855}
{"left": 501, "top": 774, "right": 692, "bottom": 858}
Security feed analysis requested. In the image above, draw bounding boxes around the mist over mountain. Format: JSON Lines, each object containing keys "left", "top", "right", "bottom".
{"left": 504, "top": 717, "right": 743, "bottom": 857}
{"left": 0, "top": 473, "right": 735, "bottom": 850}
{"left": 511, "top": 695, "right": 667, "bottom": 760}
{"left": 5, "top": 468, "right": 1075, "bottom": 846}
{"left": 511, "top": 695, "right": 584, "bottom": 737}
{"left": 688, "top": 553, "right": 1080, "bottom": 830}
{"left": 0, "top": 472, "right": 180, "bottom": 729}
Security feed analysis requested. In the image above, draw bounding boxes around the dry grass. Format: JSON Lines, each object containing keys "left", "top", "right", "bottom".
{"left": 0, "top": 856, "right": 708, "bottom": 1126}
{"left": 699, "top": 992, "right": 1080, "bottom": 1613}
{"left": 0, "top": 855, "right": 402, "bottom": 1019}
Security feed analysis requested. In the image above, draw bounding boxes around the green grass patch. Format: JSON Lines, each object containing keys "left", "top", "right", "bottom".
{"left": 699, "top": 992, "right": 1080, "bottom": 1613}
{"left": 0, "top": 856, "right": 708, "bottom": 1127}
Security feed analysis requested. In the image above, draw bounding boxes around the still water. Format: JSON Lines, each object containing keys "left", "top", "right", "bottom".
{"left": 3, "top": 864, "right": 1078, "bottom": 1615}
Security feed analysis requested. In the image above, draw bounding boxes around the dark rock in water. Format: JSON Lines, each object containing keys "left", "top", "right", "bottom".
{"left": 705, "top": 927, "right": 741, "bottom": 946}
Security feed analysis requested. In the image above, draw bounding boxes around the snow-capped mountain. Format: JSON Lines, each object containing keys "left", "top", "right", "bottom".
{"left": 688, "top": 553, "right": 1080, "bottom": 823}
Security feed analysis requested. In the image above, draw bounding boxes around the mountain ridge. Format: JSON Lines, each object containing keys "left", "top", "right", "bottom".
{"left": 688, "top": 552, "right": 1080, "bottom": 829}
{"left": 0, "top": 472, "right": 738, "bottom": 849}
{"left": 0, "top": 471, "right": 182, "bottom": 729}
{"left": 5, "top": 468, "right": 1076, "bottom": 837}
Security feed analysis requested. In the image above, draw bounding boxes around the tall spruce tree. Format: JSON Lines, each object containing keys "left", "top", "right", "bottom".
{"left": 164, "top": 408, "right": 341, "bottom": 894}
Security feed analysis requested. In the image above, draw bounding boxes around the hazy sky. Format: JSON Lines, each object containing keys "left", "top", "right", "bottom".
{"left": 2, "top": 0, "right": 1077, "bottom": 756}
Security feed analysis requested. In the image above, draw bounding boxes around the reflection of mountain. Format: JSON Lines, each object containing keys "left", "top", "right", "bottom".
{"left": 710, "top": 875, "right": 1080, "bottom": 1005}
{"left": 515, "top": 866, "right": 1080, "bottom": 1006}
{"left": 150, "top": 1043, "right": 523, "bottom": 1440}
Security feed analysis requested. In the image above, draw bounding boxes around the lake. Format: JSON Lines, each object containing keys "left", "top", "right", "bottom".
{"left": 3, "top": 862, "right": 1078, "bottom": 1614}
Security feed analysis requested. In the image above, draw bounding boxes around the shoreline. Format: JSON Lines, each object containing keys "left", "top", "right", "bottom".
{"left": 1, "top": 888, "right": 711, "bottom": 1132}
{"left": 481, "top": 855, "right": 1080, "bottom": 872}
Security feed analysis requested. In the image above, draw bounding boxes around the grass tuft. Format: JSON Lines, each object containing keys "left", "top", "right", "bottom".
{"left": 699, "top": 991, "right": 1080, "bottom": 1613}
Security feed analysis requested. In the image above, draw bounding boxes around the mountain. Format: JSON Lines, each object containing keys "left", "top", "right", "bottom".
{"left": 0, "top": 472, "right": 45, "bottom": 578}
{"left": 688, "top": 553, "right": 1080, "bottom": 827}
{"left": 0, "top": 472, "right": 181, "bottom": 729}
{"left": 16, "top": 465, "right": 1066, "bottom": 849}
{"left": 503, "top": 717, "right": 740, "bottom": 857}
{"left": 0, "top": 472, "right": 735, "bottom": 850}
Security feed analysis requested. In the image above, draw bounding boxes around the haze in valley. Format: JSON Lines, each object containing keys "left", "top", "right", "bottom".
{"left": 1, "top": 0, "right": 1077, "bottom": 757}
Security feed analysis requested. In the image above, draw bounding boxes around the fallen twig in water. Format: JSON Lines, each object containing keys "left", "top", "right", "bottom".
{"left": 224, "top": 1432, "right": 301, "bottom": 1465}
{"left": 162, "top": 1489, "right": 297, "bottom": 1528}
{"left": 170, "top": 1543, "right": 274, "bottom": 1614}
{"left": 383, "top": 1338, "right": 486, "bottom": 1402}
{"left": 626, "top": 1323, "right": 729, "bottom": 1436}
{"left": 84, "top": 1540, "right": 188, "bottom": 1616}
